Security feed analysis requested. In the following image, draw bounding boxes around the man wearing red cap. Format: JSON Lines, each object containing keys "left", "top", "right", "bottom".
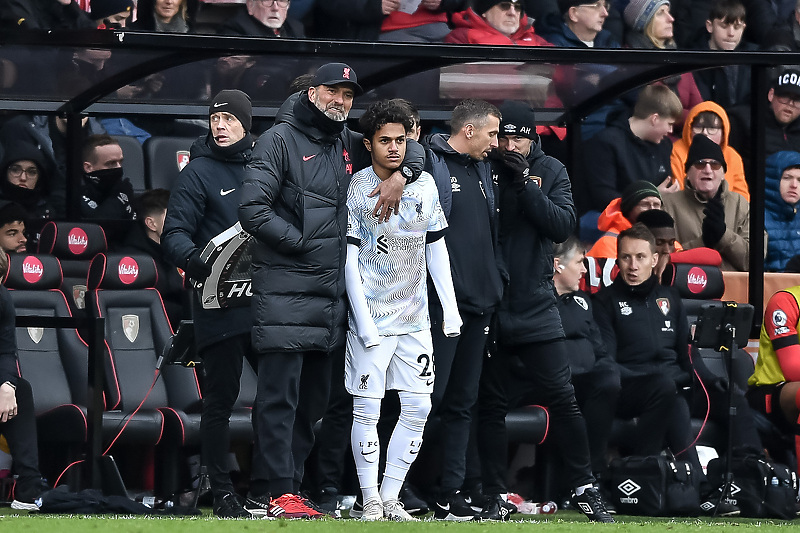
{"left": 239, "top": 62, "right": 424, "bottom": 519}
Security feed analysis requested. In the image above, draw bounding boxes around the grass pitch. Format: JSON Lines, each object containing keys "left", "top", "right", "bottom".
{"left": 0, "top": 507, "right": 797, "bottom": 532}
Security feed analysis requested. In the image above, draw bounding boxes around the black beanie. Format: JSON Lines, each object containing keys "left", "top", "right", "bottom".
{"left": 474, "top": 0, "right": 522, "bottom": 14}
{"left": 499, "top": 100, "right": 537, "bottom": 139}
{"left": 684, "top": 134, "right": 727, "bottom": 173}
{"left": 620, "top": 180, "right": 662, "bottom": 217}
{"left": 209, "top": 89, "right": 252, "bottom": 132}
{"left": 558, "top": 0, "right": 587, "bottom": 14}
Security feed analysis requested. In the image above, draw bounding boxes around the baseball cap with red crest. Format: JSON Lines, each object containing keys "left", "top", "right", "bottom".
{"left": 311, "top": 63, "right": 363, "bottom": 96}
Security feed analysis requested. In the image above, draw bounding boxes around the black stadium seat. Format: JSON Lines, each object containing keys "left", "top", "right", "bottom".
{"left": 112, "top": 135, "right": 147, "bottom": 194}
{"left": 143, "top": 136, "right": 197, "bottom": 191}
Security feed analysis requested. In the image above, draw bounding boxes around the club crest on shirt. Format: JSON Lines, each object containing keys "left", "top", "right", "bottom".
{"left": 656, "top": 298, "right": 670, "bottom": 316}
{"left": 619, "top": 301, "right": 632, "bottom": 316}
{"left": 573, "top": 295, "right": 588, "bottom": 310}
{"left": 450, "top": 176, "right": 461, "bottom": 192}
{"left": 359, "top": 374, "right": 370, "bottom": 390}
{"left": 530, "top": 175, "right": 542, "bottom": 187}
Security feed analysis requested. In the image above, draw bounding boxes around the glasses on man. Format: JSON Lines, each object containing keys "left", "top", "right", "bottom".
{"left": 775, "top": 95, "right": 800, "bottom": 109}
{"left": 691, "top": 124, "right": 722, "bottom": 136}
{"left": 8, "top": 164, "right": 39, "bottom": 178}
{"left": 252, "top": 0, "right": 289, "bottom": 6}
{"left": 496, "top": 1, "right": 522, "bottom": 12}
{"left": 578, "top": 1, "right": 610, "bottom": 10}
{"left": 691, "top": 160, "right": 723, "bottom": 171}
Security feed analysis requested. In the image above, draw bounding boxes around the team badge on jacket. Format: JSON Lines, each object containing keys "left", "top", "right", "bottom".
{"left": 656, "top": 298, "right": 670, "bottom": 316}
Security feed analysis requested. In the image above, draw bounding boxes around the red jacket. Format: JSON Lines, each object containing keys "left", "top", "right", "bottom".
{"left": 445, "top": 9, "right": 551, "bottom": 46}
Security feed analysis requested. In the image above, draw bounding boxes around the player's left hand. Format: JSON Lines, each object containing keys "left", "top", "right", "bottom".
{"left": 369, "top": 172, "right": 404, "bottom": 222}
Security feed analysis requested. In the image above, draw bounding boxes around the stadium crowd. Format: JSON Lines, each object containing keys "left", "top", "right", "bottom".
{"left": 1, "top": 0, "right": 800, "bottom": 523}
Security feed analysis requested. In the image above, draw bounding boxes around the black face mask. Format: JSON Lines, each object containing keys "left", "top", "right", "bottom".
{"left": 85, "top": 167, "right": 124, "bottom": 191}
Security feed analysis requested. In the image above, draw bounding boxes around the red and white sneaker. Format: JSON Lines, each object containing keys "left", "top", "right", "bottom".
{"left": 268, "top": 493, "right": 325, "bottom": 519}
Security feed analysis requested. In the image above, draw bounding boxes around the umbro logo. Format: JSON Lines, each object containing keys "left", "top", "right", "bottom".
{"left": 303, "top": 154, "right": 316, "bottom": 161}
{"left": 220, "top": 188, "right": 235, "bottom": 196}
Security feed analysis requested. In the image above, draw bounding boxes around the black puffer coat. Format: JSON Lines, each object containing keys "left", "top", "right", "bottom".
{"left": 239, "top": 93, "right": 426, "bottom": 354}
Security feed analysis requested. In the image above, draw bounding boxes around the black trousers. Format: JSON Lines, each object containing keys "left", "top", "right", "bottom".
{"left": 312, "top": 346, "right": 352, "bottom": 492}
{"left": 199, "top": 334, "right": 255, "bottom": 498}
{"left": 572, "top": 365, "right": 621, "bottom": 475}
{"left": 615, "top": 373, "right": 678, "bottom": 456}
{"left": 429, "top": 306, "right": 492, "bottom": 493}
{"left": 252, "top": 350, "right": 332, "bottom": 496}
{"left": 477, "top": 339, "right": 594, "bottom": 494}
{"left": 2, "top": 378, "right": 41, "bottom": 489}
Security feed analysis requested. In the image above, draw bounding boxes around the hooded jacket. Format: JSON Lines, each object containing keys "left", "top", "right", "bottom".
{"left": 662, "top": 179, "right": 750, "bottom": 271}
{"left": 0, "top": 142, "right": 55, "bottom": 244}
{"left": 424, "top": 133, "right": 504, "bottom": 315}
{"left": 445, "top": 9, "right": 552, "bottom": 46}
{"left": 670, "top": 101, "right": 749, "bottom": 201}
{"left": 582, "top": 109, "right": 673, "bottom": 211}
{"left": 239, "top": 92, "right": 423, "bottom": 354}
{"left": 764, "top": 150, "right": 800, "bottom": 272}
{"left": 494, "top": 136, "right": 576, "bottom": 345}
{"left": 586, "top": 198, "right": 631, "bottom": 259}
{"left": 162, "top": 132, "right": 254, "bottom": 349}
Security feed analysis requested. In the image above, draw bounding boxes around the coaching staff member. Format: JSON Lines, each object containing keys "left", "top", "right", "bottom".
{"left": 162, "top": 89, "right": 257, "bottom": 519}
{"left": 238, "top": 62, "right": 423, "bottom": 519}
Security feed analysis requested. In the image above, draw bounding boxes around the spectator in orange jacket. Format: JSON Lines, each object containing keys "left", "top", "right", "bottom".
{"left": 587, "top": 180, "right": 663, "bottom": 259}
{"left": 670, "top": 100, "right": 749, "bottom": 201}
{"left": 445, "top": 0, "right": 552, "bottom": 45}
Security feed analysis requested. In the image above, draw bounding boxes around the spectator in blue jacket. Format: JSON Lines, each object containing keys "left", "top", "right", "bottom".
{"left": 539, "top": 0, "right": 620, "bottom": 47}
{"left": 765, "top": 150, "right": 800, "bottom": 272}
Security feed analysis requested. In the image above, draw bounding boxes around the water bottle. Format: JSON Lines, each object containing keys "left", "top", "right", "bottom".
{"left": 530, "top": 501, "right": 557, "bottom": 514}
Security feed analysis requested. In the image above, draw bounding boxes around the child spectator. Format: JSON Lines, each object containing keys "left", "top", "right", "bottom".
{"left": 764, "top": 151, "right": 800, "bottom": 272}
{"left": 690, "top": 0, "right": 755, "bottom": 111}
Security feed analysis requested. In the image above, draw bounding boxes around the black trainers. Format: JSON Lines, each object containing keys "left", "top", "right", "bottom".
{"left": 316, "top": 487, "right": 340, "bottom": 515}
{"left": 433, "top": 490, "right": 478, "bottom": 521}
{"left": 478, "top": 494, "right": 513, "bottom": 521}
{"left": 462, "top": 486, "right": 489, "bottom": 512}
{"left": 214, "top": 492, "right": 252, "bottom": 519}
{"left": 572, "top": 487, "right": 614, "bottom": 523}
{"left": 399, "top": 484, "right": 429, "bottom": 515}
{"left": 243, "top": 492, "right": 271, "bottom": 517}
{"left": 700, "top": 486, "right": 741, "bottom": 517}
{"left": 11, "top": 478, "right": 49, "bottom": 511}
{"left": 300, "top": 491, "right": 337, "bottom": 518}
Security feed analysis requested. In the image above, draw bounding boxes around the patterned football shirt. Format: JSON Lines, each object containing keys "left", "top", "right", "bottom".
{"left": 346, "top": 168, "right": 447, "bottom": 335}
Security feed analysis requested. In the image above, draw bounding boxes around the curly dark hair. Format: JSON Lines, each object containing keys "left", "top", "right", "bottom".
{"left": 359, "top": 99, "right": 414, "bottom": 141}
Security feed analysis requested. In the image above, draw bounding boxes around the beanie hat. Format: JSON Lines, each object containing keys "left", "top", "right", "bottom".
{"left": 620, "top": 180, "right": 662, "bottom": 217}
{"left": 0, "top": 200, "right": 27, "bottom": 227}
{"left": 624, "top": 0, "right": 669, "bottom": 32}
{"left": 311, "top": 63, "right": 363, "bottom": 96}
{"left": 90, "top": 0, "right": 134, "bottom": 20}
{"left": 498, "top": 100, "right": 537, "bottom": 139}
{"left": 685, "top": 134, "right": 727, "bottom": 173}
{"left": 209, "top": 89, "right": 252, "bottom": 131}
{"left": 474, "top": 0, "right": 522, "bottom": 15}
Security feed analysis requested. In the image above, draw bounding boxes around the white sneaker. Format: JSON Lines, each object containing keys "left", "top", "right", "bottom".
{"left": 361, "top": 497, "right": 384, "bottom": 521}
{"left": 383, "top": 499, "right": 419, "bottom": 521}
